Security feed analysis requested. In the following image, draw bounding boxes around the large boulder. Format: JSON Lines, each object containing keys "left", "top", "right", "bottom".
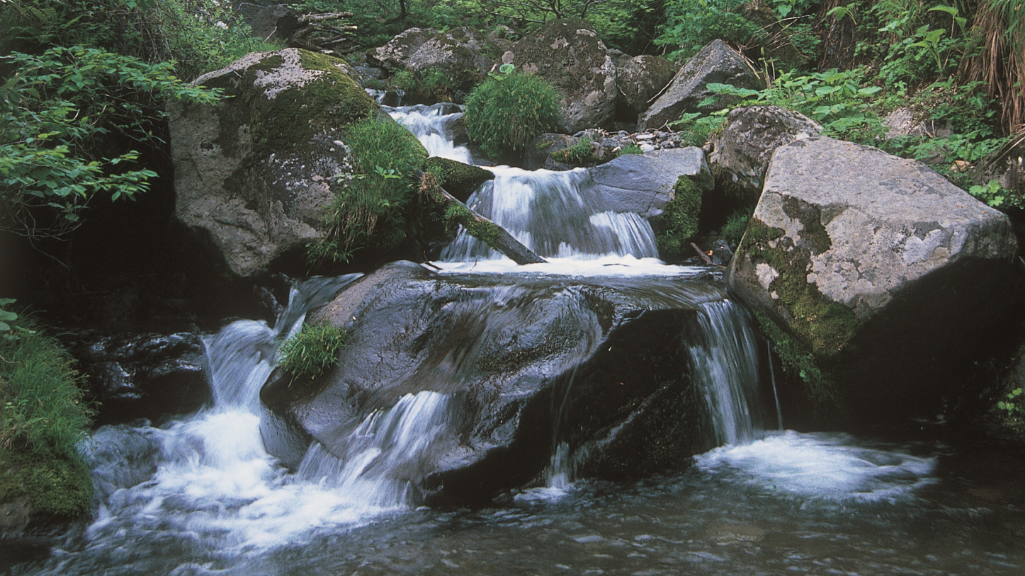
{"left": 638, "top": 40, "right": 760, "bottom": 131}
{"left": 261, "top": 261, "right": 737, "bottom": 504}
{"left": 369, "top": 28, "right": 438, "bottom": 71}
{"left": 509, "top": 19, "right": 618, "bottom": 133}
{"left": 405, "top": 27, "right": 498, "bottom": 82}
{"left": 708, "top": 105, "right": 822, "bottom": 201}
{"left": 615, "top": 55, "right": 679, "bottom": 120}
{"left": 728, "top": 137, "right": 1020, "bottom": 420}
{"left": 169, "top": 48, "right": 419, "bottom": 277}
{"left": 588, "top": 147, "right": 709, "bottom": 219}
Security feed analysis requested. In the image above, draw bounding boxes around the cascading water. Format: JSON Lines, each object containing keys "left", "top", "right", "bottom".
{"left": 14, "top": 102, "right": 1011, "bottom": 576}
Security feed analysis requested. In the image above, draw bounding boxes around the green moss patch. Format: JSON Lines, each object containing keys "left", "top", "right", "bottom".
{"left": 444, "top": 203, "right": 502, "bottom": 247}
{"left": 423, "top": 157, "right": 493, "bottom": 202}
{"left": 655, "top": 173, "right": 710, "bottom": 261}
{"left": 0, "top": 448, "right": 93, "bottom": 519}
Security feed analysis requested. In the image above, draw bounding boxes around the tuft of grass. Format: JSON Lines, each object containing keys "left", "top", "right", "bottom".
{"left": 277, "top": 323, "right": 348, "bottom": 382}
{"left": 618, "top": 143, "right": 644, "bottom": 156}
{"left": 720, "top": 208, "right": 752, "bottom": 247}
{"left": 463, "top": 72, "right": 563, "bottom": 159}
{"left": 310, "top": 116, "right": 428, "bottom": 265}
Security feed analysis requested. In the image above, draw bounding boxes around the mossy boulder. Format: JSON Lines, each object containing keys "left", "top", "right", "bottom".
{"left": 728, "top": 136, "right": 1020, "bottom": 421}
{"left": 509, "top": 19, "right": 618, "bottom": 133}
{"left": 169, "top": 48, "right": 423, "bottom": 277}
{"left": 638, "top": 39, "right": 760, "bottom": 131}
{"left": 403, "top": 27, "right": 499, "bottom": 97}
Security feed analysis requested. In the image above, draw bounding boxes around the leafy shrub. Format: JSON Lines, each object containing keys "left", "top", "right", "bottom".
{"left": 277, "top": 323, "right": 349, "bottom": 380}
{"left": 463, "top": 71, "right": 562, "bottom": 159}
{"left": 655, "top": 0, "right": 760, "bottom": 61}
{"left": 0, "top": 46, "right": 221, "bottom": 241}
{"left": 310, "top": 116, "right": 427, "bottom": 265}
{"left": 3, "top": 0, "right": 277, "bottom": 81}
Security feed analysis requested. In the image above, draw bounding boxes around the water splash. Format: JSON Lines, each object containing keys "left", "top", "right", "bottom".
{"left": 385, "top": 103, "right": 472, "bottom": 163}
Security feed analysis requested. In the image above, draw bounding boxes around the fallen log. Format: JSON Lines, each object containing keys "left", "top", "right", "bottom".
{"left": 439, "top": 189, "right": 546, "bottom": 265}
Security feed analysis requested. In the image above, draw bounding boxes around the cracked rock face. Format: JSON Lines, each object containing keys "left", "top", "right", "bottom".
{"left": 728, "top": 136, "right": 1019, "bottom": 418}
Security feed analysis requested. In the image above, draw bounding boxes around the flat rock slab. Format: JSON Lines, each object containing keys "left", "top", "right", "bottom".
{"left": 588, "top": 147, "right": 708, "bottom": 218}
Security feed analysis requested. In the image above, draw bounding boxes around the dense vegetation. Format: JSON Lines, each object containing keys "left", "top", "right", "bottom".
{"left": 463, "top": 65, "right": 563, "bottom": 159}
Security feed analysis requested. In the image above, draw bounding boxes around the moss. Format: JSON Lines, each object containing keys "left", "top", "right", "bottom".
{"left": 655, "top": 173, "right": 709, "bottom": 260}
{"left": 423, "top": 157, "right": 493, "bottom": 201}
{"left": 535, "top": 140, "right": 554, "bottom": 150}
{"left": 214, "top": 50, "right": 377, "bottom": 160}
{"left": 0, "top": 447, "right": 93, "bottom": 519}
{"left": 444, "top": 203, "right": 502, "bottom": 247}
{"left": 751, "top": 309, "right": 838, "bottom": 407}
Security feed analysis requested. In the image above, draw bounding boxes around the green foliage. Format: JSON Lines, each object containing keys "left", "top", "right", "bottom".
{"left": 3, "top": 0, "right": 278, "bottom": 81}
{"left": 0, "top": 314, "right": 93, "bottom": 461}
{"left": 720, "top": 209, "right": 752, "bottom": 247}
{"left": 549, "top": 137, "right": 601, "bottom": 165}
{"left": 391, "top": 66, "right": 481, "bottom": 103}
{"left": 277, "top": 322, "right": 349, "bottom": 381}
{"left": 669, "top": 111, "right": 728, "bottom": 147}
{"left": 969, "top": 179, "right": 1023, "bottom": 210}
{"left": 0, "top": 46, "right": 221, "bottom": 241}
{"left": 463, "top": 71, "right": 562, "bottom": 159}
{"left": 655, "top": 0, "right": 760, "bottom": 61}
{"left": 311, "top": 117, "right": 428, "bottom": 265}
{"left": 993, "top": 385, "right": 1025, "bottom": 442}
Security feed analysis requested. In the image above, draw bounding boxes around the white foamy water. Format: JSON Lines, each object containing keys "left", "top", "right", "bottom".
{"left": 430, "top": 255, "right": 707, "bottom": 277}
{"left": 695, "top": 430, "right": 937, "bottom": 502}
{"left": 385, "top": 103, "right": 473, "bottom": 163}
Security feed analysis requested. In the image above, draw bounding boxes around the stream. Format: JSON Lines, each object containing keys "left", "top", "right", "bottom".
{"left": 6, "top": 103, "right": 1024, "bottom": 576}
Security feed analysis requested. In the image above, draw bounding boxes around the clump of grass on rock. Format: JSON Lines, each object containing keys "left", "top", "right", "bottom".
{"left": 277, "top": 323, "right": 348, "bottom": 382}
{"left": 463, "top": 67, "right": 562, "bottom": 160}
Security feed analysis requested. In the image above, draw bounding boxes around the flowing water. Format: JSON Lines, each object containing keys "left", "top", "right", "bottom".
{"left": 8, "top": 104, "right": 1025, "bottom": 576}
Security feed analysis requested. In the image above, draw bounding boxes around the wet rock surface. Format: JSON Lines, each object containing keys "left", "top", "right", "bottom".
{"left": 589, "top": 147, "right": 709, "bottom": 219}
{"left": 262, "top": 261, "right": 726, "bottom": 503}
{"left": 68, "top": 332, "right": 210, "bottom": 426}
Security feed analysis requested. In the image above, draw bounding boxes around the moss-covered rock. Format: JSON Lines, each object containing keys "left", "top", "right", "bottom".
{"left": 654, "top": 172, "right": 709, "bottom": 261}
{"left": 728, "top": 137, "right": 1020, "bottom": 421}
{"left": 170, "top": 48, "right": 427, "bottom": 277}
{"left": 423, "top": 157, "right": 493, "bottom": 202}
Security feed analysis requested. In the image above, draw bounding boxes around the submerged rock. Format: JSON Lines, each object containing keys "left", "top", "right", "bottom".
{"left": 262, "top": 261, "right": 734, "bottom": 504}
{"left": 728, "top": 136, "right": 1020, "bottom": 420}
{"left": 638, "top": 40, "right": 760, "bottom": 131}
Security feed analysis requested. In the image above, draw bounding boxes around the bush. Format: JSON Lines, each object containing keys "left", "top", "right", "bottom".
{"left": 277, "top": 323, "right": 349, "bottom": 381}
{"left": 463, "top": 70, "right": 562, "bottom": 159}
{"left": 0, "top": 46, "right": 221, "bottom": 241}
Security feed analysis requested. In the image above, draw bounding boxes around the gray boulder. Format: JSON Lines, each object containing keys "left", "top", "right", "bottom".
{"left": 589, "top": 147, "right": 709, "bottom": 219}
{"left": 708, "top": 105, "right": 821, "bottom": 201}
{"left": 616, "top": 55, "right": 679, "bottom": 119}
{"left": 261, "top": 261, "right": 737, "bottom": 504}
{"left": 728, "top": 136, "right": 1019, "bottom": 419}
{"left": 405, "top": 27, "right": 497, "bottom": 79}
{"left": 169, "top": 48, "right": 411, "bottom": 277}
{"left": 510, "top": 19, "right": 618, "bottom": 133}
{"left": 369, "top": 28, "right": 438, "bottom": 70}
{"left": 638, "top": 39, "right": 760, "bottom": 131}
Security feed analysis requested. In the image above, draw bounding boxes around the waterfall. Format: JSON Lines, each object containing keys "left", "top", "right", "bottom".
{"left": 385, "top": 103, "right": 660, "bottom": 262}
{"left": 687, "top": 300, "right": 765, "bottom": 446}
